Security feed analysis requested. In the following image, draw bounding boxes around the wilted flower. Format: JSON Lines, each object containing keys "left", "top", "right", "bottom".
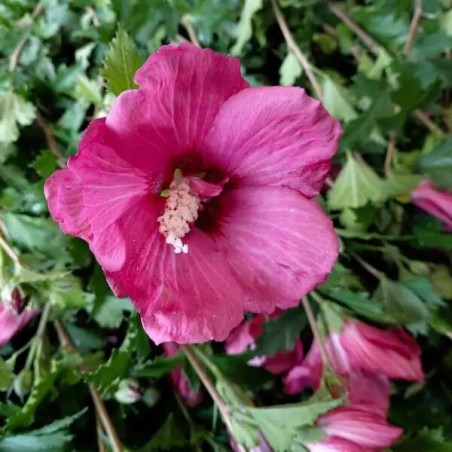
{"left": 162, "top": 342, "right": 202, "bottom": 407}
{"left": 0, "top": 291, "right": 39, "bottom": 347}
{"left": 307, "top": 407, "right": 403, "bottom": 451}
{"left": 45, "top": 43, "right": 340, "bottom": 344}
{"left": 411, "top": 180, "right": 452, "bottom": 231}
{"left": 284, "top": 320, "right": 423, "bottom": 416}
{"left": 225, "top": 312, "right": 303, "bottom": 375}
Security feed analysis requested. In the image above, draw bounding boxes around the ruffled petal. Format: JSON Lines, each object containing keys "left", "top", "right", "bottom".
{"left": 45, "top": 119, "right": 151, "bottom": 273}
{"left": 214, "top": 186, "right": 339, "bottom": 313}
{"left": 341, "top": 322, "right": 424, "bottom": 382}
{"left": 202, "top": 87, "right": 341, "bottom": 198}
{"left": 111, "top": 43, "right": 249, "bottom": 156}
{"left": 318, "top": 407, "right": 403, "bottom": 449}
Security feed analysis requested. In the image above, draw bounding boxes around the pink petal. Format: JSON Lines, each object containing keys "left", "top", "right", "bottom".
{"left": 307, "top": 437, "right": 368, "bottom": 452}
{"left": 411, "top": 179, "right": 452, "bottom": 231}
{"left": 162, "top": 342, "right": 203, "bottom": 406}
{"left": 283, "top": 364, "right": 312, "bottom": 395}
{"left": 347, "top": 371, "right": 390, "bottom": 418}
{"left": 225, "top": 315, "right": 264, "bottom": 355}
{"left": 214, "top": 186, "right": 339, "bottom": 313}
{"left": 128, "top": 43, "right": 249, "bottom": 153}
{"left": 263, "top": 340, "right": 303, "bottom": 374}
{"left": 0, "top": 304, "right": 39, "bottom": 347}
{"left": 318, "top": 407, "right": 403, "bottom": 449}
{"left": 201, "top": 87, "right": 341, "bottom": 198}
{"left": 341, "top": 321, "right": 424, "bottom": 382}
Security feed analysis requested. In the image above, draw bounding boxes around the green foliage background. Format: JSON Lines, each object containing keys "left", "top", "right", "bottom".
{"left": 0, "top": 0, "right": 452, "bottom": 450}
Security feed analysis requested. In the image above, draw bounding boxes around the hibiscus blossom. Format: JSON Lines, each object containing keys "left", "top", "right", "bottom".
{"left": 284, "top": 320, "right": 423, "bottom": 416}
{"left": 45, "top": 43, "right": 340, "bottom": 344}
{"left": 307, "top": 407, "right": 403, "bottom": 451}
{"left": 411, "top": 179, "right": 452, "bottom": 232}
{"left": 0, "top": 291, "right": 39, "bottom": 347}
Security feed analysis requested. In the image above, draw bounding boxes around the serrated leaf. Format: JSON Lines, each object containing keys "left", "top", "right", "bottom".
{"left": 373, "top": 279, "right": 430, "bottom": 326}
{"left": 132, "top": 355, "right": 183, "bottom": 378}
{"left": 100, "top": 26, "right": 141, "bottom": 96}
{"left": 327, "top": 153, "right": 386, "bottom": 210}
{"left": 231, "top": 0, "right": 263, "bottom": 55}
{"left": 417, "top": 135, "right": 452, "bottom": 189}
{"left": 31, "top": 151, "right": 58, "bottom": 179}
{"left": 279, "top": 52, "right": 302, "bottom": 86}
{"left": 0, "top": 91, "right": 35, "bottom": 144}
{"left": 321, "top": 76, "right": 357, "bottom": 122}
{"left": 248, "top": 399, "right": 341, "bottom": 452}
{"left": 142, "top": 413, "right": 187, "bottom": 450}
{"left": 254, "top": 308, "right": 307, "bottom": 356}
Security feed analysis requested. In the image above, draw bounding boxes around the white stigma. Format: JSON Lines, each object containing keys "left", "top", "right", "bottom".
{"left": 157, "top": 181, "right": 200, "bottom": 254}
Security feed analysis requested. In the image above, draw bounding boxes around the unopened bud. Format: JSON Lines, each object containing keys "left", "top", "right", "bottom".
{"left": 114, "top": 379, "right": 141, "bottom": 404}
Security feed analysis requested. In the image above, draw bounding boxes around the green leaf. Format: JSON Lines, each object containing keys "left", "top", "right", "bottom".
{"left": 31, "top": 151, "right": 59, "bottom": 179}
{"left": 327, "top": 153, "right": 386, "bottom": 210}
{"left": 373, "top": 279, "right": 430, "bottom": 326}
{"left": 100, "top": 26, "right": 141, "bottom": 96}
{"left": 142, "top": 413, "right": 187, "bottom": 450}
{"left": 0, "top": 91, "right": 35, "bottom": 144}
{"left": 231, "top": 0, "right": 263, "bottom": 55}
{"left": 248, "top": 398, "right": 342, "bottom": 452}
{"left": 4, "top": 362, "right": 62, "bottom": 430}
{"left": 85, "top": 316, "right": 138, "bottom": 394}
{"left": 417, "top": 135, "right": 452, "bottom": 189}
{"left": 382, "top": 172, "right": 423, "bottom": 200}
{"left": 254, "top": 307, "right": 307, "bottom": 356}
{"left": 0, "top": 409, "right": 86, "bottom": 452}
{"left": 279, "top": 52, "right": 302, "bottom": 86}
{"left": 321, "top": 76, "right": 357, "bottom": 122}
{"left": 132, "top": 355, "right": 183, "bottom": 379}
{"left": 0, "top": 357, "right": 13, "bottom": 392}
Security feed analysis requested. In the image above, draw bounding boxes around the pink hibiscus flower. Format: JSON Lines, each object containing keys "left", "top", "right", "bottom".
{"left": 162, "top": 342, "right": 203, "bottom": 407}
{"left": 284, "top": 320, "right": 423, "bottom": 416}
{"left": 411, "top": 179, "right": 452, "bottom": 231}
{"left": 45, "top": 43, "right": 340, "bottom": 344}
{"left": 307, "top": 407, "right": 403, "bottom": 451}
{"left": 0, "top": 291, "right": 39, "bottom": 347}
{"left": 225, "top": 312, "right": 303, "bottom": 374}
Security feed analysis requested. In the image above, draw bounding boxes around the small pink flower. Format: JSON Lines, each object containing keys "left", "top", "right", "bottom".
{"left": 162, "top": 342, "right": 202, "bottom": 407}
{"left": 225, "top": 313, "right": 303, "bottom": 374}
{"left": 411, "top": 180, "right": 452, "bottom": 231}
{"left": 309, "top": 407, "right": 402, "bottom": 451}
{"left": 45, "top": 43, "right": 340, "bottom": 344}
{"left": 285, "top": 320, "right": 423, "bottom": 416}
{"left": 0, "top": 292, "right": 39, "bottom": 347}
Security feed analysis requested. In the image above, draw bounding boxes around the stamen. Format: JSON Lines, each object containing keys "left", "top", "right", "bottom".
{"left": 157, "top": 181, "right": 200, "bottom": 254}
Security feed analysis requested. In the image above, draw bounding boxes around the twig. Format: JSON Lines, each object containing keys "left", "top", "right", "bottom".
{"left": 348, "top": 250, "right": 385, "bottom": 280}
{"left": 96, "top": 415, "right": 106, "bottom": 452}
{"left": 0, "top": 225, "right": 21, "bottom": 266}
{"left": 413, "top": 109, "right": 444, "bottom": 136}
{"left": 35, "top": 111, "right": 65, "bottom": 161}
{"left": 384, "top": 131, "right": 397, "bottom": 175}
{"left": 271, "top": 0, "right": 323, "bottom": 100}
{"left": 182, "top": 18, "right": 201, "bottom": 48}
{"left": 403, "top": 0, "right": 422, "bottom": 56}
{"left": 181, "top": 346, "right": 235, "bottom": 435}
{"left": 325, "top": 1, "right": 380, "bottom": 55}
{"left": 54, "top": 321, "right": 124, "bottom": 452}
{"left": 9, "top": 3, "right": 44, "bottom": 72}
{"left": 302, "top": 297, "right": 331, "bottom": 369}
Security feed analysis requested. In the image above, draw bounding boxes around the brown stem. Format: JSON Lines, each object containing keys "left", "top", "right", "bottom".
{"left": 54, "top": 321, "right": 124, "bottom": 452}
{"left": 9, "top": 3, "right": 44, "bottom": 72}
{"left": 182, "top": 19, "right": 201, "bottom": 48}
{"left": 413, "top": 109, "right": 444, "bottom": 136}
{"left": 96, "top": 415, "right": 106, "bottom": 452}
{"left": 35, "top": 111, "right": 64, "bottom": 161}
{"left": 180, "top": 346, "right": 235, "bottom": 434}
{"left": 384, "top": 131, "right": 397, "bottom": 175}
{"left": 302, "top": 297, "right": 331, "bottom": 369}
{"left": 271, "top": 0, "right": 323, "bottom": 100}
{"left": 348, "top": 250, "right": 385, "bottom": 280}
{"left": 325, "top": 1, "right": 379, "bottom": 55}
{"left": 0, "top": 228, "right": 20, "bottom": 266}
{"left": 403, "top": 0, "right": 422, "bottom": 56}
